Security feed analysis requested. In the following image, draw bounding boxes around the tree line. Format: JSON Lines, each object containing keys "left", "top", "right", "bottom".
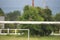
{"left": 0, "top": 5, "right": 60, "bottom": 36}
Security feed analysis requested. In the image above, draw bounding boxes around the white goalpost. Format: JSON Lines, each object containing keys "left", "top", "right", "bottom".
{"left": 0, "top": 29, "right": 29, "bottom": 35}
{"left": 0, "top": 21, "right": 30, "bottom": 40}
{"left": 0, "top": 29, "right": 29, "bottom": 40}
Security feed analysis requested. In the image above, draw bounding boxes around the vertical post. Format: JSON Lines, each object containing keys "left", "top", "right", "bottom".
{"left": 59, "top": 29, "right": 60, "bottom": 33}
{"left": 51, "top": 31, "right": 54, "bottom": 35}
{"left": 28, "top": 29, "right": 30, "bottom": 40}
{"left": 15, "top": 29, "right": 17, "bottom": 35}
{"left": 3, "top": 23, "right": 4, "bottom": 29}
{"left": 0, "top": 29, "right": 1, "bottom": 34}
{"left": 0, "top": 29, "right": 2, "bottom": 34}
{"left": 32, "top": 0, "right": 34, "bottom": 7}
{"left": 8, "top": 28, "right": 9, "bottom": 34}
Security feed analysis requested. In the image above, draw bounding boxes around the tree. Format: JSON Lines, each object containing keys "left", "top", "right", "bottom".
{"left": 20, "top": 5, "right": 44, "bottom": 21}
{"left": 53, "top": 13, "right": 60, "bottom": 33}
{"left": 41, "top": 24, "right": 52, "bottom": 36}
{"left": 5, "top": 10, "right": 21, "bottom": 21}
{"left": 19, "top": 5, "right": 44, "bottom": 36}
{"left": 42, "top": 8, "right": 52, "bottom": 21}
{"left": 34, "top": 7, "right": 53, "bottom": 21}
{"left": 0, "top": 8, "right": 4, "bottom": 16}
{"left": 19, "top": 5, "right": 52, "bottom": 36}
{"left": 5, "top": 24, "right": 17, "bottom": 29}
{"left": 55, "top": 13, "right": 60, "bottom": 21}
{"left": 5, "top": 10, "right": 21, "bottom": 29}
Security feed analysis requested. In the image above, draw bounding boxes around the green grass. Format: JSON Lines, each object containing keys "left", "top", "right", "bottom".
{"left": 0, "top": 35, "right": 60, "bottom": 40}
{"left": 30, "top": 36, "right": 60, "bottom": 40}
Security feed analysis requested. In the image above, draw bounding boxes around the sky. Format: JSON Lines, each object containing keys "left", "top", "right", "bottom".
{"left": 0, "top": 0, "right": 60, "bottom": 15}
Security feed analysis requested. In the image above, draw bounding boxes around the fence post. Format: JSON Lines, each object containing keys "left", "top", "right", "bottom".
{"left": 0, "top": 29, "right": 2, "bottom": 34}
{"left": 15, "top": 29, "right": 17, "bottom": 35}
{"left": 28, "top": 29, "right": 30, "bottom": 40}
{"left": 8, "top": 28, "right": 9, "bottom": 34}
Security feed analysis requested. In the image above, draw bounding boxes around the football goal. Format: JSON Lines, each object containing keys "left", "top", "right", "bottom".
{"left": 0, "top": 29, "right": 29, "bottom": 40}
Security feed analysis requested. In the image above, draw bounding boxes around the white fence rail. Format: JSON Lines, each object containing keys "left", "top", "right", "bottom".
{"left": 0, "top": 21, "right": 60, "bottom": 24}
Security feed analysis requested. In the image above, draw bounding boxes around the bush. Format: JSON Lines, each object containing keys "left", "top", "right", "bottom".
{"left": 20, "top": 24, "right": 52, "bottom": 36}
{"left": 2, "top": 30, "right": 7, "bottom": 33}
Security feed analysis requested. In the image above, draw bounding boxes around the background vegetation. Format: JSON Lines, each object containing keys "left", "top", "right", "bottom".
{"left": 0, "top": 5, "right": 60, "bottom": 36}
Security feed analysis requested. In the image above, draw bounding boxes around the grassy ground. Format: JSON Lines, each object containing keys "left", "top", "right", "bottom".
{"left": 0, "top": 35, "right": 60, "bottom": 40}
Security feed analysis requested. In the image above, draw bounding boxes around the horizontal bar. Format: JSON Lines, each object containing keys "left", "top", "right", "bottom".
{"left": 0, "top": 33, "right": 21, "bottom": 35}
{"left": 0, "top": 21, "right": 60, "bottom": 24}
{"left": 0, "top": 29, "right": 29, "bottom": 30}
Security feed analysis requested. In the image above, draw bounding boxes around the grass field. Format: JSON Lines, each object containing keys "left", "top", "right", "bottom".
{"left": 0, "top": 35, "right": 60, "bottom": 40}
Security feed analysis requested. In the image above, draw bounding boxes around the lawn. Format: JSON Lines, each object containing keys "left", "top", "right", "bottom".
{"left": 0, "top": 35, "right": 60, "bottom": 40}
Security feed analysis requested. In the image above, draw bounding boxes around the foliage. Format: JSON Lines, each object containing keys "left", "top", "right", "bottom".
{"left": 39, "top": 8, "right": 52, "bottom": 21}
{"left": 41, "top": 24, "right": 52, "bottom": 36}
{"left": 19, "top": 5, "right": 44, "bottom": 21}
{"left": 52, "top": 13, "right": 60, "bottom": 33}
{"left": 0, "top": 8, "right": 4, "bottom": 16}
{"left": 19, "top": 5, "right": 52, "bottom": 36}
{"left": 55, "top": 13, "right": 60, "bottom": 21}
{"left": 0, "top": 5, "right": 59, "bottom": 36}
{"left": 5, "top": 24, "right": 17, "bottom": 29}
{"left": 5, "top": 10, "right": 21, "bottom": 21}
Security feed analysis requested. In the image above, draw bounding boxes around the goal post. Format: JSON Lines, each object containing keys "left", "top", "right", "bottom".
{"left": 0, "top": 29, "right": 30, "bottom": 40}
{"left": 0, "top": 21, "right": 31, "bottom": 40}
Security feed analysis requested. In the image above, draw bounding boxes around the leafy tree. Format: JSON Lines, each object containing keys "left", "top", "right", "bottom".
{"left": 41, "top": 24, "right": 52, "bottom": 36}
{"left": 42, "top": 8, "right": 52, "bottom": 21}
{"left": 5, "top": 10, "right": 21, "bottom": 21}
{"left": 55, "top": 13, "right": 60, "bottom": 21}
{"left": 5, "top": 10, "right": 21, "bottom": 29}
{"left": 20, "top": 5, "right": 44, "bottom": 21}
{"left": 5, "top": 24, "right": 17, "bottom": 29}
{"left": 19, "top": 5, "right": 52, "bottom": 36}
{"left": 34, "top": 7, "right": 53, "bottom": 21}
{"left": 0, "top": 8, "right": 4, "bottom": 16}
{"left": 53, "top": 13, "right": 60, "bottom": 33}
